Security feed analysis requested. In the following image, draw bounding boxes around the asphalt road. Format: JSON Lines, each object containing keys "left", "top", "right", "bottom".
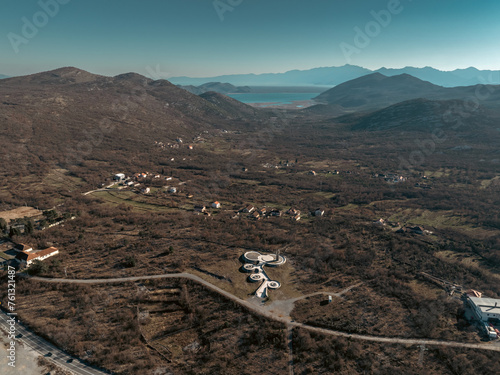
{"left": 29, "top": 272, "right": 500, "bottom": 353}
{"left": 0, "top": 310, "right": 109, "bottom": 375}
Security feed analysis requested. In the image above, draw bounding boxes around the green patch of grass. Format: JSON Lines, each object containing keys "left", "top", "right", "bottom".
{"left": 92, "top": 190, "right": 171, "bottom": 212}
{"left": 337, "top": 203, "right": 359, "bottom": 210}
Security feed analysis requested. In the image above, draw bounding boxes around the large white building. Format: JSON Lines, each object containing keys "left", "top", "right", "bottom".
{"left": 468, "top": 297, "right": 500, "bottom": 322}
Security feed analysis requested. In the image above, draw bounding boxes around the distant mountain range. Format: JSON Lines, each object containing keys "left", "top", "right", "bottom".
{"left": 314, "top": 73, "right": 500, "bottom": 111}
{"left": 170, "top": 65, "right": 500, "bottom": 88}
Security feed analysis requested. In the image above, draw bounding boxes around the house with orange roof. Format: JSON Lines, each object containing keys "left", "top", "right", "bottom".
{"left": 15, "top": 247, "right": 59, "bottom": 267}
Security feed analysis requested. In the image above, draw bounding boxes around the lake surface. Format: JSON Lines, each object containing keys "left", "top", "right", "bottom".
{"left": 227, "top": 92, "right": 322, "bottom": 106}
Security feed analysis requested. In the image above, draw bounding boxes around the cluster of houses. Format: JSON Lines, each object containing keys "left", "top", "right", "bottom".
{"left": 113, "top": 173, "right": 182, "bottom": 196}
{"left": 396, "top": 225, "right": 432, "bottom": 235}
{"left": 154, "top": 140, "right": 194, "bottom": 150}
{"left": 0, "top": 241, "right": 59, "bottom": 268}
{"left": 372, "top": 218, "right": 401, "bottom": 228}
{"left": 193, "top": 201, "right": 221, "bottom": 217}
{"left": 373, "top": 172, "right": 407, "bottom": 183}
{"left": 372, "top": 219, "right": 432, "bottom": 235}
{"left": 233, "top": 205, "right": 325, "bottom": 221}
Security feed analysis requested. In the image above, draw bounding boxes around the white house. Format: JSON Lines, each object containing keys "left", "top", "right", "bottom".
{"left": 211, "top": 201, "right": 221, "bottom": 209}
{"left": 114, "top": 173, "right": 126, "bottom": 181}
{"left": 168, "top": 187, "right": 177, "bottom": 193}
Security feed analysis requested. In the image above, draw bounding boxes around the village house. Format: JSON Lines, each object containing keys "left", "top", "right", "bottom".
{"left": 15, "top": 243, "right": 33, "bottom": 252}
{"left": 134, "top": 173, "right": 148, "bottom": 180}
{"left": 308, "top": 170, "right": 317, "bottom": 176}
{"left": 194, "top": 205, "right": 206, "bottom": 213}
{"left": 286, "top": 207, "right": 300, "bottom": 216}
{"left": 141, "top": 187, "right": 151, "bottom": 194}
{"left": 372, "top": 218, "right": 386, "bottom": 226}
{"left": 168, "top": 187, "right": 177, "bottom": 194}
{"left": 241, "top": 205, "right": 255, "bottom": 213}
{"left": 258, "top": 207, "right": 268, "bottom": 216}
{"left": 269, "top": 209, "right": 282, "bottom": 217}
{"left": 250, "top": 211, "right": 260, "bottom": 220}
{"left": 313, "top": 208, "right": 325, "bottom": 217}
{"left": 211, "top": 201, "right": 221, "bottom": 209}
{"left": 397, "top": 226, "right": 425, "bottom": 235}
{"left": 15, "top": 247, "right": 59, "bottom": 267}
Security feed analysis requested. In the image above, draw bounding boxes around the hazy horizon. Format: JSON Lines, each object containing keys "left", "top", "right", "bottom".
{"left": 2, "top": 0, "right": 500, "bottom": 79}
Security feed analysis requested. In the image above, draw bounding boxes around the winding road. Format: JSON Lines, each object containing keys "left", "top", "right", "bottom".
{"left": 0, "top": 311, "right": 109, "bottom": 375}
{"left": 26, "top": 272, "right": 500, "bottom": 353}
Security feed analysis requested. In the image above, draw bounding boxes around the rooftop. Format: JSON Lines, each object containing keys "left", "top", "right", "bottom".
{"left": 469, "top": 297, "right": 500, "bottom": 314}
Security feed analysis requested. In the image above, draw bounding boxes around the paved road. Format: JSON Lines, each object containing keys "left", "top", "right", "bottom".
{"left": 28, "top": 273, "right": 500, "bottom": 353}
{"left": 0, "top": 310, "right": 109, "bottom": 375}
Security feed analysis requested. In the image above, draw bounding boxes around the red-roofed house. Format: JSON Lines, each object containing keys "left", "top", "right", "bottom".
{"left": 15, "top": 247, "right": 59, "bottom": 267}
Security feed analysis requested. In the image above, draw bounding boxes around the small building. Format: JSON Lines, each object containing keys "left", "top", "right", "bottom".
{"left": 242, "top": 205, "right": 255, "bottom": 213}
{"left": 15, "top": 247, "right": 59, "bottom": 267}
{"left": 372, "top": 218, "right": 386, "bottom": 226}
{"left": 15, "top": 243, "right": 33, "bottom": 252}
{"left": 141, "top": 187, "right": 151, "bottom": 194}
{"left": 258, "top": 207, "right": 268, "bottom": 216}
{"left": 250, "top": 211, "right": 260, "bottom": 220}
{"left": 188, "top": 145, "right": 193, "bottom": 150}
{"left": 168, "top": 187, "right": 177, "bottom": 194}
{"left": 194, "top": 205, "right": 206, "bottom": 213}
{"left": 114, "top": 173, "right": 126, "bottom": 181}
{"left": 269, "top": 209, "right": 282, "bottom": 217}
{"left": 211, "top": 201, "right": 221, "bottom": 209}
{"left": 468, "top": 297, "right": 500, "bottom": 322}
{"left": 308, "top": 170, "right": 317, "bottom": 176}
{"left": 466, "top": 289, "right": 483, "bottom": 298}
{"left": 313, "top": 209, "right": 325, "bottom": 217}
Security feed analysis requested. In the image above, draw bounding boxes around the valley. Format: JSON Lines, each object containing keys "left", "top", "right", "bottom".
{"left": 0, "top": 68, "right": 499, "bottom": 374}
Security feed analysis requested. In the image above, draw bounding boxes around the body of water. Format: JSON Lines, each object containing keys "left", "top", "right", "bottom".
{"left": 227, "top": 92, "right": 321, "bottom": 106}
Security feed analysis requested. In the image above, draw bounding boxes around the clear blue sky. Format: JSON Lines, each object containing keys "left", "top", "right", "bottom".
{"left": 1, "top": 0, "right": 499, "bottom": 78}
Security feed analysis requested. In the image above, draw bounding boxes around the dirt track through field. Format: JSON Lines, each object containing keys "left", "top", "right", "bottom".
{"left": 0, "top": 207, "right": 42, "bottom": 222}
{"left": 28, "top": 272, "right": 500, "bottom": 353}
